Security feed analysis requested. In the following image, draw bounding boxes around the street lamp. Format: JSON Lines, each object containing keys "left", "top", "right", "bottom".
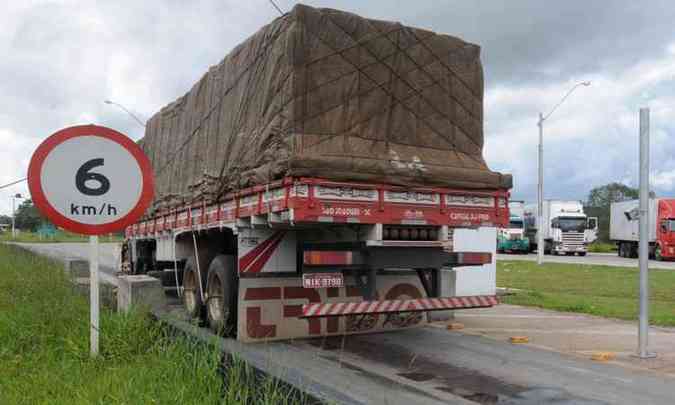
{"left": 537, "top": 81, "right": 591, "bottom": 265}
{"left": 104, "top": 100, "right": 146, "bottom": 128}
{"left": 12, "top": 193, "right": 23, "bottom": 238}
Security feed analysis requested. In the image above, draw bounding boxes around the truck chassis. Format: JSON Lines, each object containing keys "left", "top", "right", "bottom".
{"left": 124, "top": 177, "right": 508, "bottom": 342}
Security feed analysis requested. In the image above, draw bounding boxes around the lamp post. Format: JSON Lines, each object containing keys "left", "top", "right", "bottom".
{"left": 537, "top": 81, "right": 591, "bottom": 265}
{"left": 12, "top": 193, "right": 23, "bottom": 238}
{"left": 104, "top": 100, "right": 146, "bottom": 128}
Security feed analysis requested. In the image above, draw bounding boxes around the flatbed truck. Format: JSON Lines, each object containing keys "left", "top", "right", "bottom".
{"left": 124, "top": 177, "right": 508, "bottom": 341}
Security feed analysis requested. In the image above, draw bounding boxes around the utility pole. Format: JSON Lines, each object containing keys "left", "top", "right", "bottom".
{"left": 11, "top": 193, "right": 22, "bottom": 238}
{"left": 637, "top": 108, "right": 656, "bottom": 359}
{"left": 536, "top": 81, "right": 591, "bottom": 265}
{"left": 537, "top": 113, "right": 544, "bottom": 264}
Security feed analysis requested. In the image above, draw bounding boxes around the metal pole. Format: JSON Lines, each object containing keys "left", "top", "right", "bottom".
{"left": 90, "top": 235, "right": 100, "bottom": 357}
{"left": 11, "top": 196, "right": 15, "bottom": 239}
{"left": 637, "top": 108, "right": 655, "bottom": 358}
{"left": 537, "top": 113, "right": 544, "bottom": 265}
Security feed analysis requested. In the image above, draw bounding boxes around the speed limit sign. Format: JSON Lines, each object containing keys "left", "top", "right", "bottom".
{"left": 28, "top": 125, "right": 154, "bottom": 235}
{"left": 28, "top": 124, "right": 154, "bottom": 357}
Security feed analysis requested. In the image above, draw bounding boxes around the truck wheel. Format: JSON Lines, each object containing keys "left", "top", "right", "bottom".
{"left": 183, "top": 257, "right": 205, "bottom": 320}
{"left": 655, "top": 246, "right": 663, "bottom": 261}
{"left": 206, "top": 255, "right": 238, "bottom": 336}
{"left": 578, "top": 252, "right": 587, "bottom": 257}
{"left": 618, "top": 243, "right": 624, "bottom": 257}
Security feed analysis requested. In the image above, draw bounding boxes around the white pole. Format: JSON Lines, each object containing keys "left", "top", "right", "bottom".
{"left": 537, "top": 113, "right": 544, "bottom": 265}
{"left": 637, "top": 108, "right": 655, "bottom": 359}
{"left": 11, "top": 196, "right": 16, "bottom": 239}
{"left": 90, "top": 235, "right": 100, "bottom": 357}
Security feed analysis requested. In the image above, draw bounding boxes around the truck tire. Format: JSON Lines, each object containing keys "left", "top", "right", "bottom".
{"left": 578, "top": 252, "right": 587, "bottom": 257}
{"left": 206, "top": 255, "right": 238, "bottom": 336}
{"left": 183, "top": 257, "right": 206, "bottom": 320}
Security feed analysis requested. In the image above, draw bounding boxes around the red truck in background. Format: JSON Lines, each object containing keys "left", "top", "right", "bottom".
{"left": 610, "top": 198, "right": 675, "bottom": 260}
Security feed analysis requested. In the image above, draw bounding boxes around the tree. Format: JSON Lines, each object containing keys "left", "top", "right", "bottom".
{"left": 586, "top": 183, "right": 639, "bottom": 243}
{"left": 587, "top": 183, "right": 639, "bottom": 208}
{"left": 14, "top": 199, "right": 46, "bottom": 232}
{"left": 0, "top": 215, "right": 10, "bottom": 225}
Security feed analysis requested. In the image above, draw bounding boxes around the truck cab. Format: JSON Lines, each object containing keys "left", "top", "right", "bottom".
{"left": 550, "top": 215, "right": 589, "bottom": 255}
{"left": 655, "top": 199, "right": 675, "bottom": 260}
{"left": 497, "top": 215, "right": 529, "bottom": 253}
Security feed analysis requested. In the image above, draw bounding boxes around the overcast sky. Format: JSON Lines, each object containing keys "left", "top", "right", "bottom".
{"left": 2, "top": 0, "right": 675, "bottom": 216}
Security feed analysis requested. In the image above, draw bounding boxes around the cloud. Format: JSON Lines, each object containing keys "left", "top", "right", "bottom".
{"left": 2, "top": 0, "right": 675, "bottom": 215}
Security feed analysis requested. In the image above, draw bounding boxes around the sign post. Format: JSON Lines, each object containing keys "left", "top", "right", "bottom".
{"left": 28, "top": 125, "right": 154, "bottom": 357}
{"left": 90, "top": 235, "right": 99, "bottom": 355}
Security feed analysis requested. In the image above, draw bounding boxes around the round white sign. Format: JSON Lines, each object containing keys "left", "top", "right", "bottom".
{"left": 28, "top": 125, "right": 154, "bottom": 235}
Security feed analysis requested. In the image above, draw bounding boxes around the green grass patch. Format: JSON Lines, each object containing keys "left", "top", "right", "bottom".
{"left": 0, "top": 230, "right": 123, "bottom": 243}
{"left": 498, "top": 260, "right": 675, "bottom": 326}
{"left": 0, "top": 244, "right": 304, "bottom": 404}
{"left": 587, "top": 242, "right": 617, "bottom": 253}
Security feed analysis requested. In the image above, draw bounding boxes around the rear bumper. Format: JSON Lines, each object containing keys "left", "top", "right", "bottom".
{"left": 302, "top": 295, "right": 498, "bottom": 317}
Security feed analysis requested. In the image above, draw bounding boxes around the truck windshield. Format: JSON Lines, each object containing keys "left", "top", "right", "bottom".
{"left": 558, "top": 218, "right": 586, "bottom": 232}
{"left": 509, "top": 220, "right": 523, "bottom": 229}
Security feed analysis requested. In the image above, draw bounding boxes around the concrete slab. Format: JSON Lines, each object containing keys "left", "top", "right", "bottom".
{"left": 64, "top": 259, "right": 89, "bottom": 279}
{"left": 446, "top": 304, "right": 675, "bottom": 376}
{"left": 117, "top": 275, "right": 166, "bottom": 313}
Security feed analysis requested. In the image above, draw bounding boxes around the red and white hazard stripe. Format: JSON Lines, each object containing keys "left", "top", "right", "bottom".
{"left": 301, "top": 295, "right": 498, "bottom": 317}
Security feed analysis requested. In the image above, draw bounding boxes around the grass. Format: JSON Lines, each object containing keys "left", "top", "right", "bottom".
{"left": 0, "top": 244, "right": 304, "bottom": 404}
{"left": 0, "top": 230, "right": 123, "bottom": 243}
{"left": 498, "top": 260, "right": 675, "bottom": 326}
{"left": 587, "top": 242, "right": 617, "bottom": 253}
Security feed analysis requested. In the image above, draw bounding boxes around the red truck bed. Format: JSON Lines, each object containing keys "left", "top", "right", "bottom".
{"left": 127, "top": 177, "right": 509, "bottom": 237}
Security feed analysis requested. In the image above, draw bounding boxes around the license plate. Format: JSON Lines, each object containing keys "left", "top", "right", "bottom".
{"left": 302, "top": 272, "right": 344, "bottom": 289}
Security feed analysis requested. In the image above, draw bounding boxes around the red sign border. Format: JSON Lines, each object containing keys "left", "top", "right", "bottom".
{"left": 27, "top": 125, "right": 154, "bottom": 235}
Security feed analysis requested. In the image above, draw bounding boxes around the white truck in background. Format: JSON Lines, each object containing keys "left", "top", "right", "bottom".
{"left": 610, "top": 198, "right": 675, "bottom": 260}
{"left": 524, "top": 200, "right": 598, "bottom": 256}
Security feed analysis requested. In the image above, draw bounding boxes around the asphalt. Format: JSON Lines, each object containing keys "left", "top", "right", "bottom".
{"left": 497, "top": 251, "right": 675, "bottom": 269}
{"left": 14, "top": 242, "right": 675, "bottom": 404}
{"left": 14, "top": 242, "right": 121, "bottom": 285}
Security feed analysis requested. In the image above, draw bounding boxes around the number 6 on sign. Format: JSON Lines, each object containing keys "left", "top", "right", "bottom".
{"left": 28, "top": 125, "right": 154, "bottom": 235}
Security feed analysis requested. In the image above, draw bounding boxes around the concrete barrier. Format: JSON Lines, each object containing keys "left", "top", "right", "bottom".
{"left": 64, "top": 259, "right": 89, "bottom": 279}
{"left": 117, "top": 275, "right": 166, "bottom": 313}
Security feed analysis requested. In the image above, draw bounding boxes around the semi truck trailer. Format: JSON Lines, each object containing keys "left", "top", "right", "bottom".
{"left": 497, "top": 200, "right": 529, "bottom": 253}
{"left": 524, "top": 200, "right": 597, "bottom": 255}
{"left": 122, "top": 5, "right": 512, "bottom": 342}
{"left": 610, "top": 198, "right": 675, "bottom": 260}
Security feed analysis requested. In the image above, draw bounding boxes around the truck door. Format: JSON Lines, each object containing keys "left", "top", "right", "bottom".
{"left": 586, "top": 217, "right": 598, "bottom": 243}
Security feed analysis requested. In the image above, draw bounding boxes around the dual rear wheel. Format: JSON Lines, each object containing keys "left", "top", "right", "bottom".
{"left": 183, "top": 254, "right": 237, "bottom": 336}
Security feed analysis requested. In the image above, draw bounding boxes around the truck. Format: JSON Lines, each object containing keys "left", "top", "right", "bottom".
{"left": 497, "top": 200, "right": 529, "bottom": 253}
{"left": 524, "top": 200, "right": 597, "bottom": 256}
{"left": 610, "top": 198, "right": 675, "bottom": 260}
{"left": 122, "top": 5, "right": 512, "bottom": 342}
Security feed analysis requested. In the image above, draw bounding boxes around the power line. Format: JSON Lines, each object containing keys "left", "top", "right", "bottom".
{"left": 268, "top": 0, "right": 284, "bottom": 15}
{"left": 0, "top": 178, "right": 27, "bottom": 190}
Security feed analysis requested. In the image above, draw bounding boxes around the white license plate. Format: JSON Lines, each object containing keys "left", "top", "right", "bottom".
{"left": 302, "top": 272, "right": 344, "bottom": 289}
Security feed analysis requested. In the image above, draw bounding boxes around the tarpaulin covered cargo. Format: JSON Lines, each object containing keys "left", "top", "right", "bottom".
{"left": 141, "top": 4, "right": 512, "bottom": 213}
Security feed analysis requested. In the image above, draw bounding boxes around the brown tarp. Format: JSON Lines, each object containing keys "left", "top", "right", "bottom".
{"left": 141, "top": 4, "right": 512, "bottom": 213}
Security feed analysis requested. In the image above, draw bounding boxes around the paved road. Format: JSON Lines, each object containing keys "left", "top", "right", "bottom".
{"left": 15, "top": 242, "right": 122, "bottom": 284}
{"left": 20, "top": 242, "right": 675, "bottom": 404}
{"left": 497, "top": 251, "right": 675, "bottom": 269}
